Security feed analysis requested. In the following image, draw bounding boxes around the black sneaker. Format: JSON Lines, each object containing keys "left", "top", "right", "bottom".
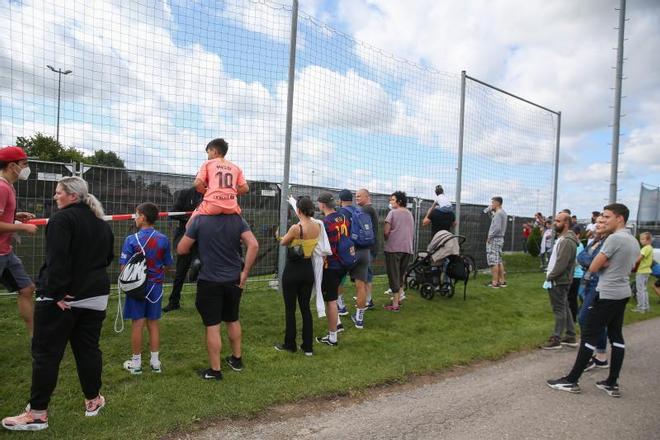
{"left": 273, "top": 344, "right": 296, "bottom": 353}
{"left": 595, "top": 380, "right": 620, "bottom": 397}
{"left": 336, "top": 323, "right": 344, "bottom": 333}
{"left": 301, "top": 346, "right": 313, "bottom": 357}
{"left": 162, "top": 303, "right": 180, "bottom": 313}
{"left": 546, "top": 377, "right": 580, "bottom": 393}
{"left": 225, "top": 355, "right": 244, "bottom": 372}
{"left": 198, "top": 368, "right": 223, "bottom": 381}
{"left": 584, "top": 356, "right": 609, "bottom": 372}
{"left": 316, "top": 335, "right": 338, "bottom": 346}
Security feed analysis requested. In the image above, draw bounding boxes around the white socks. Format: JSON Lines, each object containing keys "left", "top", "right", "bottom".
{"left": 329, "top": 331, "right": 337, "bottom": 343}
{"left": 132, "top": 353, "right": 141, "bottom": 367}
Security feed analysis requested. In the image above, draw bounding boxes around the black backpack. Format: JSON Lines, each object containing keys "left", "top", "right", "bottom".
{"left": 446, "top": 254, "right": 472, "bottom": 300}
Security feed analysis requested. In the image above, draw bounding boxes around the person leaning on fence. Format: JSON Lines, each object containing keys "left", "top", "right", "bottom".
{"left": 0, "top": 146, "right": 38, "bottom": 336}
{"left": 356, "top": 188, "right": 379, "bottom": 309}
{"left": 383, "top": 191, "right": 414, "bottom": 312}
{"left": 631, "top": 231, "right": 653, "bottom": 313}
{"left": 275, "top": 197, "right": 320, "bottom": 356}
{"left": 121, "top": 202, "right": 173, "bottom": 375}
{"left": 336, "top": 189, "right": 372, "bottom": 328}
{"left": 484, "top": 196, "right": 507, "bottom": 288}
{"left": 2, "top": 177, "right": 114, "bottom": 431}
{"left": 540, "top": 212, "right": 579, "bottom": 350}
{"left": 547, "top": 203, "right": 639, "bottom": 397}
{"left": 188, "top": 138, "right": 249, "bottom": 227}
{"left": 163, "top": 186, "right": 202, "bottom": 312}
{"left": 177, "top": 211, "right": 258, "bottom": 380}
{"left": 315, "top": 192, "right": 345, "bottom": 344}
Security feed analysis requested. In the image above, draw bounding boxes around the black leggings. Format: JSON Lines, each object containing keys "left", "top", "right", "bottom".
{"left": 30, "top": 301, "right": 106, "bottom": 410}
{"left": 282, "top": 258, "right": 314, "bottom": 352}
{"left": 566, "top": 296, "right": 628, "bottom": 385}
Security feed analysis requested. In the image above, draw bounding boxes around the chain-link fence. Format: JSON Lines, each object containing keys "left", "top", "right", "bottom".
{"left": 637, "top": 182, "right": 660, "bottom": 236}
{"left": 11, "top": 160, "right": 537, "bottom": 285}
{"left": 2, "top": 0, "right": 559, "bottom": 283}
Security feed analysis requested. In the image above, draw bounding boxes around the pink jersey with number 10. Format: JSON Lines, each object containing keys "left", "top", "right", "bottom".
{"left": 195, "top": 158, "right": 246, "bottom": 215}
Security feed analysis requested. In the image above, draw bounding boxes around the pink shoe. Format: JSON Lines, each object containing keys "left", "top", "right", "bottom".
{"left": 2, "top": 405, "right": 48, "bottom": 431}
{"left": 85, "top": 395, "right": 106, "bottom": 417}
{"left": 383, "top": 304, "right": 400, "bottom": 312}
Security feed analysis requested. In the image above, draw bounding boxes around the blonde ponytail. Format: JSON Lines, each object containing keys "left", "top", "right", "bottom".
{"left": 57, "top": 176, "right": 106, "bottom": 218}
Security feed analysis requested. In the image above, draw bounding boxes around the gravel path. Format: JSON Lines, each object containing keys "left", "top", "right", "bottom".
{"left": 177, "top": 318, "right": 660, "bottom": 440}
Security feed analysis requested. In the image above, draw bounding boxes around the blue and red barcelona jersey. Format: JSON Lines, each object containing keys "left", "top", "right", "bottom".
{"left": 120, "top": 228, "right": 173, "bottom": 283}
{"left": 322, "top": 211, "right": 349, "bottom": 270}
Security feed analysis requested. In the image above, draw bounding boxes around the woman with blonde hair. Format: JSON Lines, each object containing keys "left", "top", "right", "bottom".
{"left": 2, "top": 176, "right": 114, "bottom": 431}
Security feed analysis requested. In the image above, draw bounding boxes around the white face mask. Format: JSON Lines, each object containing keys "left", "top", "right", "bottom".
{"left": 388, "top": 203, "right": 393, "bottom": 210}
{"left": 18, "top": 165, "right": 31, "bottom": 181}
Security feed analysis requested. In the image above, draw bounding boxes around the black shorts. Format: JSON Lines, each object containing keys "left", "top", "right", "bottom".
{"left": 195, "top": 279, "right": 242, "bottom": 326}
{"left": 321, "top": 268, "right": 346, "bottom": 302}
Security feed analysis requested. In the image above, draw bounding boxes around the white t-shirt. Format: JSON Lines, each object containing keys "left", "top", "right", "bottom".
{"left": 434, "top": 194, "right": 451, "bottom": 209}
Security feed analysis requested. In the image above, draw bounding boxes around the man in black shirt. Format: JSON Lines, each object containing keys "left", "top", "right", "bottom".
{"left": 423, "top": 207, "right": 456, "bottom": 235}
{"left": 356, "top": 188, "right": 379, "bottom": 308}
{"left": 163, "top": 186, "right": 202, "bottom": 312}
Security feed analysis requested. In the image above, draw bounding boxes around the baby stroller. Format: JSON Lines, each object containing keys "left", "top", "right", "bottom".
{"left": 405, "top": 230, "right": 476, "bottom": 300}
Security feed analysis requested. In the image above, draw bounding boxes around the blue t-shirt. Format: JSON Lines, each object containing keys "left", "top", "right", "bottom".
{"left": 185, "top": 214, "right": 250, "bottom": 283}
{"left": 120, "top": 227, "right": 173, "bottom": 283}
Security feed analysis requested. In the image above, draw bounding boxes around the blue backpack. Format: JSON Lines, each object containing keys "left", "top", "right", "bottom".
{"left": 330, "top": 215, "right": 358, "bottom": 269}
{"left": 341, "top": 205, "right": 375, "bottom": 248}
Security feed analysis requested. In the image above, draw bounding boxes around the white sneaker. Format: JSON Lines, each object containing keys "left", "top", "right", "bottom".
{"left": 150, "top": 361, "right": 162, "bottom": 373}
{"left": 383, "top": 288, "right": 392, "bottom": 295}
{"left": 123, "top": 360, "right": 142, "bottom": 375}
{"left": 399, "top": 291, "right": 407, "bottom": 302}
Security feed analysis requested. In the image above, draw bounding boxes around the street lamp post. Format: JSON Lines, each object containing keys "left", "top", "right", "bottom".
{"left": 47, "top": 65, "right": 72, "bottom": 144}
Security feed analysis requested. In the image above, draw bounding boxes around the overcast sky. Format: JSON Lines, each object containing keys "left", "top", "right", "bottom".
{"left": 302, "top": 0, "right": 660, "bottom": 218}
{"left": 1, "top": 0, "right": 658, "bottom": 219}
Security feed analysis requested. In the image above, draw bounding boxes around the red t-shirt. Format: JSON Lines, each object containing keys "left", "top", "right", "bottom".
{"left": 0, "top": 179, "right": 17, "bottom": 255}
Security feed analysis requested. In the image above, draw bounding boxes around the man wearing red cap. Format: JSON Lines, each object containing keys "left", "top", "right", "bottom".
{"left": 0, "top": 146, "right": 38, "bottom": 336}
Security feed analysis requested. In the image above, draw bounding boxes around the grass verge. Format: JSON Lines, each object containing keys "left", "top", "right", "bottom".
{"left": 1, "top": 253, "right": 658, "bottom": 439}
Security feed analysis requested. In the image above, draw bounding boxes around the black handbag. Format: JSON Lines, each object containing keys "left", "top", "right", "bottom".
{"left": 287, "top": 224, "right": 305, "bottom": 261}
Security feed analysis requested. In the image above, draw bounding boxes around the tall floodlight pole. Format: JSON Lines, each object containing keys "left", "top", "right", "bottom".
{"left": 277, "top": 0, "right": 299, "bottom": 284}
{"left": 47, "top": 65, "right": 72, "bottom": 144}
{"left": 609, "top": 0, "right": 626, "bottom": 203}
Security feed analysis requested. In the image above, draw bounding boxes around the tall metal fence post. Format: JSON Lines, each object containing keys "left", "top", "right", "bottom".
{"left": 511, "top": 215, "right": 516, "bottom": 251}
{"left": 277, "top": 0, "right": 299, "bottom": 284}
{"left": 610, "top": 0, "right": 626, "bottom": 204}
{"left": 413, "top": 197, "right": 421, "bottom": 254}
{"left": 552, "top": 111, "right": 561, "bottom": 216}
{"left": 454, "top": 70, "right": 466, "bottom": 236}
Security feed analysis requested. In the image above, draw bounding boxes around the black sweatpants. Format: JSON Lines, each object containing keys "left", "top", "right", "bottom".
{"left": 281, "top": 258, "right": 314, "bottom": 353}
{"left": 166, "top": 246, "right": 199, "bottom": 307}
{"left": 566, "top": 296, "right": 628, "bottom": 385}
{"left": 30, "top": 301, "right": 106, "bottom": 410}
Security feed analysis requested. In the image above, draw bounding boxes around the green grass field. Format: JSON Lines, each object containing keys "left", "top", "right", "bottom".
{"left": 1, "top": 254, "right": 658, "bottom": 439}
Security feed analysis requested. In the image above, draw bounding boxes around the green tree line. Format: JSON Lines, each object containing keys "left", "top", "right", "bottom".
{"left": 15, "top": 133, "right": 125, "bottom": 168}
